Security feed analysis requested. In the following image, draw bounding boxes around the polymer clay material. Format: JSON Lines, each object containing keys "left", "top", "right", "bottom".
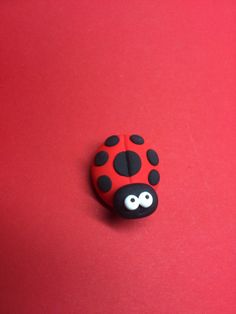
{"left": 91, "top": 134, "right": 160, "bottom": 219}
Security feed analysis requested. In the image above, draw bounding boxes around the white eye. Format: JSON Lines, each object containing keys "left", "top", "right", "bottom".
{"left": 124, "top": 195, "right": 140, "bottom": 210}
{"left": 139, "top": 192, "right": 153, "bottom": 208}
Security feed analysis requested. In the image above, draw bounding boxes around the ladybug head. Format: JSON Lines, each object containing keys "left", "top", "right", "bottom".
{"left": 114, "top": 183, "right": 158, "bottom": 219}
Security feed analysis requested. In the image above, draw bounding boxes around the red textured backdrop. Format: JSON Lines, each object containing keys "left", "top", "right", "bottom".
{"left": 0, "top": 1, "right": 236, "bottom": 313}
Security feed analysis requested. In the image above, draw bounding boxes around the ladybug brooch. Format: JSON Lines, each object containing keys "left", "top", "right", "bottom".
{"left": 90, "top": 134, "right": 160, "bottom": 219}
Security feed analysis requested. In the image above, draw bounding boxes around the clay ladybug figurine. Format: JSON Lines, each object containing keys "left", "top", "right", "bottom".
{"left": 90, "top": 134, "right": 160, "bottom": 219}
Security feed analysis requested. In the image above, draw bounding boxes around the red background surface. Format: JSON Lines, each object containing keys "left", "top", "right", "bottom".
{"left": 0, "top": 1, "right": 236, "bottom": 313}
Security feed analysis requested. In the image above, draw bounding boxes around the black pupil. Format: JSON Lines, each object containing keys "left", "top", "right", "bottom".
{"left": 131, "top": 198, "right": 135, "bottom": 202}
{"left": 145, "top": 195, "right": 149, "bottom": 199}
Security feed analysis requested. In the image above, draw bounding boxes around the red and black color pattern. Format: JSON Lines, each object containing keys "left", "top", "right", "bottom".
{"left": 90, "top": 134, "right": 160, "bottom": 219}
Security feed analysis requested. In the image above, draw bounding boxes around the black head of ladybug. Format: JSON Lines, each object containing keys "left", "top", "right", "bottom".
{"left": 114, "top": 183, "right": 158, "bottom": 219}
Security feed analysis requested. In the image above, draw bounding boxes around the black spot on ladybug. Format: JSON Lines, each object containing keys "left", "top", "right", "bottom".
{"left": 97, "top": 175, "right": 112, "bottom": 192}
{"left": 114, "top": 151, "right": 141, "bottom": 177}
{"left": 148, "top": 170, "right": 160, "bottom": 186}
{"left": 147, "top": 149, "right": 159, "bottom": 166}
{"left": 130, "top": 134, "right": 144, "bottom": 145}
{"left": 105, "top": 135, "right": 119, "bottom": 146}
{"left": 94, "top": 151, "right": 109, "bottom": 166}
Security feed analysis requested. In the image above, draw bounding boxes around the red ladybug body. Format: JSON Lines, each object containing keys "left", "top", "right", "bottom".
{"left": 91, "top": 134, "right": 160, "bottom": 219}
